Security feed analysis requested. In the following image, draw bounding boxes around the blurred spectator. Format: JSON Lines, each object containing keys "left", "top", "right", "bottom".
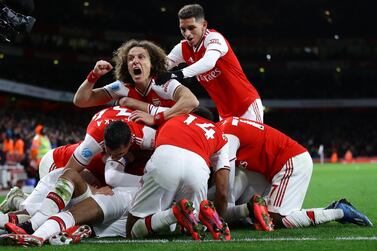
{"left": 29, "top": 124, "right": 51, "bottom": 173}
{"left": 13, "top": 133, "right": 25, "bottom": 163}
{"left": 2, "top": 132, "right": 14, "bottom": 162}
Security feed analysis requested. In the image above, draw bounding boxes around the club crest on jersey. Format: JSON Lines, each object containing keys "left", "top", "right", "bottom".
{"left": 81, "top": 148, "right": 93, "bottom": 158}
{"left": 152, "top": 98, "right": 161, "bottom": 106}
{"left": 110, "top": 82, "right": 120, "bottom": 91}
{"left": 208, "top": 38, "right": 221, "bottom": 46}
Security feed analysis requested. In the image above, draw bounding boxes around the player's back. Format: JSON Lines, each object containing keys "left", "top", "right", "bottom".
{"left": 156, "top": 114, "right": 227, "bottom": 166}
{"left": 86, "top": 106, "right": 147, "bottom": 149}
{"left": 218, "top": 117, "right": 306, "bottom": 181}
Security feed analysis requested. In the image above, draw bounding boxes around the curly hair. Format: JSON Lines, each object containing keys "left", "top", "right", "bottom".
{"left": 113, "top": 40, "right": 168, "bottom": 85}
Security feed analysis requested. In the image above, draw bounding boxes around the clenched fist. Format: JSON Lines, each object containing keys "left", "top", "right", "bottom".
{"left": 93, "top": 60, "right": 113, "bottom": 77}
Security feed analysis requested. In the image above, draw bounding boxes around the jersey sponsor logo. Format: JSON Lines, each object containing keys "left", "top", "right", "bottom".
{"left": 239, "top": 160, "right": 248, "bottom": 169}
{"left": 163, "top": 81, "right": 171, "bottom": 93}
{"left": 110, "top": 82, "right": 120, "bottom": 91}
{"left": 198, "top": 67, "right": 222, "bottom": 82}
{"left": 81, "top": 148, "right": 93, "bottom": 159}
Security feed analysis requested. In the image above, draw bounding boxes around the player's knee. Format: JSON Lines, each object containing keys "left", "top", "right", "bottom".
{"left": 61, "top": 168, "right": 82, "bottom": 186}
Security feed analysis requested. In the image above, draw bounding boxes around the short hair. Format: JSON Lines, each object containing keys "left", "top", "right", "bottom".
{"left": 192, "top": 106, "right": 215, "bottom": 122}
{"left": 104, "top": 120, "right": 132, "bottom": 150}
{"left": 113, "top": 39, "right": 168, "bottom": 85}
{"left": 178, "top": 4, "right": 205, "bottom": 20}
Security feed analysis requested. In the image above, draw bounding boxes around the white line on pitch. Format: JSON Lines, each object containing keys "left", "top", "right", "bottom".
{"left": 82, "top": 236, "right": 377, "bottom": 244}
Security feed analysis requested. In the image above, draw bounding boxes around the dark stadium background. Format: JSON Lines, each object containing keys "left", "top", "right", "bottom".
{"left": 1, "top": 0, "right": 377, "bottom": 165}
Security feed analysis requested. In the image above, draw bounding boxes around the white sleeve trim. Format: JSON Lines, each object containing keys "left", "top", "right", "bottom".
{"left": 210, "top": 142, "right": 231, "bottom": 173}
{"left": 103, "top": 80, "right": 130, "bottom": 99}
{"left": 73, "top": 134, "right": 103, "bottom": 166}
{"left": 204, "top": 32, "right": 229, "bottom": 56}
{"left": 105, "top": 157, "right": 130, "bottom": 187}
{"left": 181, "top": 50, "right": 221, "bottom": 78}
{"left": 141, "top": 126, "right": 156, "bottom": 150}
{"left": 167, "top": 43, "right": 185, "bottom": 69}
{"left": 148, "top": 104, "right": 170, "bottom": 115}
{"left": 225, "top": 134, "right": 240, "bottom": 161}
{"left": 151, "top": 79, "right": 181, "bottom": 100}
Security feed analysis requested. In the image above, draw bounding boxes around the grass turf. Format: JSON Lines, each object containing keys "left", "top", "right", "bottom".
{"left": 1, "top": 163, "right": 377, "bottom": 250}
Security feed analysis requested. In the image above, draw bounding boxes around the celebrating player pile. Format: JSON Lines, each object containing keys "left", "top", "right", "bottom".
{"left": 0, "top": 3, "right": 373, "bottom": 248}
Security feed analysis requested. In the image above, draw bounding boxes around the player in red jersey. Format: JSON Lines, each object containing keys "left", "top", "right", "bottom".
{"left": 73, "top": 40, "right": 199, "bottom": 126}
{"left": 218, "top": 117, "right": 372, "bottom": 229}
{"left": 126, "top": 114, "right": 230, "bottom": 240}
{"left": 4, "top": 106, "right": 155, "bottom": 235}
{"left": 155, "top": 4, "right": 263, "bottom": 122}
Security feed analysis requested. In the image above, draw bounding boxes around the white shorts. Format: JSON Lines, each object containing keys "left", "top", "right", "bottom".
{"left": 22, "top": 169, "right": 93, "bottom": 216}
{"left": 93, "top": 215, "right": 128, "bottom": 238}
{"left": 92, "top": 187, "right": 137, "bottom": 224}
{"left": 92, "top": 187, "right": 137, "bottom": 238}
{"left": 240, "top": 99, "right": 264, "bottom": 123}
{"left": 234, "top": 151, "right": 313, "bottom": 216}
{"left": 38, "top": 149, "right": 55, "bottom": 179}
{"left": 129, "top": 145, "right": 210, "bottom": 218}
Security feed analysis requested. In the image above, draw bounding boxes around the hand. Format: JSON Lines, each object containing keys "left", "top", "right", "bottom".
{"left": 93, "top": 60, "right": 113, "bottom": 77}
{"left": 129, "top": 110, "right": 154, "bottom": 126}
{"left": 154, "top": 70, "right": 184, "bottom": 86}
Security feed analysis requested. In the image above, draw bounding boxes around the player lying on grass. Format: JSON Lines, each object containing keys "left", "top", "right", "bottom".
{"left": 0, "top": 114, "right": 241, "bottom": 245}
{"left": 217, "top": 117, "right": 372, "bottom": 229}
{"left": 0, "top": 121, "right": 144, "bottom": 246}
{"left": 0, "top": 118, "right": 149, "bottom": 232}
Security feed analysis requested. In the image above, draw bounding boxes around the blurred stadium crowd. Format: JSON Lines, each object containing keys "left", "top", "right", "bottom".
{"left": 1, "top": 0, "right": 376, "bottom": 186}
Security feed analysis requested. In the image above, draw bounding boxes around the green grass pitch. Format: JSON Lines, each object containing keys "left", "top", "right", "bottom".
{"left": 1, "top": 163, "right": 377, "bottom": 250}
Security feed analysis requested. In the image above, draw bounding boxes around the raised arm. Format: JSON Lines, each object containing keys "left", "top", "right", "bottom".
{"left": 73, "top": 60, "right": 114, "bottom": 108}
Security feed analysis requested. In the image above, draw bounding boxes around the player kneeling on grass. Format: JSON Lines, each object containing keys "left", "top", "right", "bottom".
{"left": 218, "top": 117, "right": 372, "bottom": 230}
{"left": 0, "top": 121, "right": 141, "bottom": 246}
{"left": 126, "top": 114, "right": 231, "bottom": 240}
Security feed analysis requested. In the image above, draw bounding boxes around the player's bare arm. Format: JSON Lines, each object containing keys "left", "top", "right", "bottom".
{"left": 130, "top": 85, "right": 198, "bottom": 126}
{"left": 214, "top": 168, "right": 229, "bottom": 218}
{"left": 164, "top": 85, "right": 199, "bottom": 119}
{"left": 73, "top": 60, "right": 113, "bottom": 108}
{"left": 118, "top": 96, "right": 150, "bottom": 112}
{"left": 65, "top": 155, "right": 86, "bottom": 173}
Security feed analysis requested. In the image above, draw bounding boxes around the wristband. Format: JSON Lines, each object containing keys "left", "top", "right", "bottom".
{"left": 86, "top": 70, "right": 99, "bottom": 84}
{"left": 153, "top": 112, "right": 165, "bottom": 126}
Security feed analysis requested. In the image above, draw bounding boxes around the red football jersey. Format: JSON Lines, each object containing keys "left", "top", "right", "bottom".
{"left": 87, "top": 106, "right": 145, "bottom": 150}
{"left": 103, "top": 79, "right": 180, "bottom": 108}
{"left": 218, "top": 117, "right": 307, "bottom": 182}
{"left": 52, "top": 142, "right": 106, "bottom": 185}
{"left": 181, "top": 29, "right": 260, "bottom": 118}
{"left": 155, "top": 114, "right": 227, "bottom": 166}
{"left": 124, "top": 83, "right": 176, "bottom": 108}
{"left": 53, "top": 143, "right": 80, "bottom": 169}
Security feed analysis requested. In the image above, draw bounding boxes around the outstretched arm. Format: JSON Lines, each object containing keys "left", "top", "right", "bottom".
{"left": 130, "top": 84, "right": 199, "bottom": 126}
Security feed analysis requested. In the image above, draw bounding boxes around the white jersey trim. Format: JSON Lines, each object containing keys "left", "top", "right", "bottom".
{"left": 103, "top": 80, "right": 130, "bottom": 99}
{"left": 210, "top": 142, "right": 231, "bottom": 173}
{"left": 73, "top": 134, "right": 103, "bottom": 166}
